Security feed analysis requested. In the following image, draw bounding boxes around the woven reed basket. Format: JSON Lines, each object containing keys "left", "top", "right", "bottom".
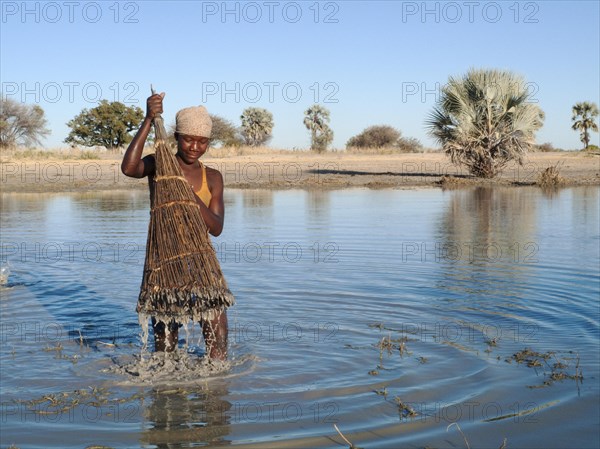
{"left": 137, "top": 98, "right": 234, "bottom": 323}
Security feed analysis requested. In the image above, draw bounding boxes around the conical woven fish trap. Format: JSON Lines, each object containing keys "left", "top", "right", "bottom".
{"left": 137, "top": 96, "right": 234, "bottom": 322}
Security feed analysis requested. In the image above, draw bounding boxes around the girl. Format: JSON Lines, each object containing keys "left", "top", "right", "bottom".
{"left": 121, "top": 92, "right": 229, "bottom": 360}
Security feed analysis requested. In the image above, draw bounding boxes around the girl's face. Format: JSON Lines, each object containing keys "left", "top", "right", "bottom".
{"left": 175, "top": 133, "right": 210, "bottom": 164}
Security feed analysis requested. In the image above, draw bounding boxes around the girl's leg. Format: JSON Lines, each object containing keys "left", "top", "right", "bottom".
{"left": 201, "top": 311, "right": 228, "bottom": 360}
{"left": 152, "top": 317, "right": 179, "bottom": 352}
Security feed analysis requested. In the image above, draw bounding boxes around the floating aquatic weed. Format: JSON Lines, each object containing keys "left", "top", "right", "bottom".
{"left": 366, "top": 324, "right": 418, "bottom": 375}
{"left": 508, "top": 348, "right": 584, "bottom": 388}
{"left": 397, "top": 337, "right": 409, "bottom": 357}
{"left": 15, "top": 386, "right": 140, "bottom": 417}
{"left": 545, "top": 352, "right": 584, "bottom": 385}
{"left": 394, "top": 396, "right": 418, "bottom": 419}
{"left": 509, "top": 348, "right": 553, "bottom": 365}
{"left": 40, "top": 341, "right": 83, "bottom": 364}
{"left": 485, "top": 337, "right": 498, "bottom": 347}
{"left": 373, "top": 387, "right": 388, "bottom": 398}
{"left": 375, "top": 334, "right": 411, "bottom": 361}
{"left": 43, "top": 342, "right": 63, "bottom": 352}
{"left": 377, "top": 334, "right": 393, "bottom": 355}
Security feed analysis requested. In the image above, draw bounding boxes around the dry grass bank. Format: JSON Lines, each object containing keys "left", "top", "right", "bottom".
{"left": 1, "top": 147, "right": 598, "bottom": 193}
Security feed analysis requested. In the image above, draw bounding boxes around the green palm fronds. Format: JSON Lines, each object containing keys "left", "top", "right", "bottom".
{"left": 427, "top": 69, "right": 544, "bottom": 178}
{"left": 571, "top": 102, "right": 599, "bottom": 149}
{"left": 240, "top": 107, "right": 274, "bottom": 146}
{"left": 304, "top": 104, "right": 333, "bottom": 152}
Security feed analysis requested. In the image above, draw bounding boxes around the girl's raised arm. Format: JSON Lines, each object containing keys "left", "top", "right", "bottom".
{"left": 121, "top": 92, "right": 164, "bottom": 178}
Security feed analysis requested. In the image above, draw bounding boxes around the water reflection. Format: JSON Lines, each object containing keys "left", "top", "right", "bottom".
{"left": 1, "top": 191, "right": 151, "bottom": 220}
{"left": 306, "top": 190, "right": 330, "bottom": 226}
{"left": 141, "top": 382, "right": 232, "bottom": 448}
{"left": 571, "top": 186, "right": 600, "bottom": 232}
{"left": 442, "top": 187, "right": 536, "bottom": 245}
{"left": 539, "top": 185, "right": 562, "bottom": 199}
{"left": 436, "top": 187, "right": 537, "bottom": 301}
{"left": 70, "top": 190, "right": 150, "bottom": 212}
{"left": 240, "top": 190, "right": 273, "bottom": 222}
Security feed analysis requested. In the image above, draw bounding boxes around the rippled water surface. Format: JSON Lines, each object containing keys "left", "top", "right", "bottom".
{"left": 1, "top": 187, "right": 599, "bottom": 449}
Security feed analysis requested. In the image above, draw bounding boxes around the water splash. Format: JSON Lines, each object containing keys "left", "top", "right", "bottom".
{"left": 0, "top": 263, "right": 10, "bottom": 285}
{"left": 106, "top": 312, "right": 248, "bottom": 385}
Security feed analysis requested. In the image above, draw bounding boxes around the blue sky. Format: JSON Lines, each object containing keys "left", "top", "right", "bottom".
{"left": 2, "top": 0, "right": 599, "bottom": 150}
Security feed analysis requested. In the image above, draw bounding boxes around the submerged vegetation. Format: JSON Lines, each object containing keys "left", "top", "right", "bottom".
{"left": 365, "top": 321, "right": 585, "bottom": 428}
{"left": 507, "top": 348, "right": 584, "bottom": 388}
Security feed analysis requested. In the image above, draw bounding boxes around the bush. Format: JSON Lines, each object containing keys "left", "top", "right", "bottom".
{"left": 397, "top": 137, "right": 423, "bottom": 153}
{"left": 210, "top": 115, "right": 243, "bottom": 147}
{"left": 346, "top": 125, "right": 400, "bottom": 148}
{"left": 346, "top": 125, "right": 422, "bottom": 153}
{"left": 534, "top": 142, "right": 555, "bottom": 152}
{"left": 79, "top": 150, "right": 99, "bottom": 159}
{"left": 537, "top": 165, "right": 565, "bottom": 187}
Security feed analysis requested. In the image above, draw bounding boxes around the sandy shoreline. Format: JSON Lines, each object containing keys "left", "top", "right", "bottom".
{"left": 1, "top": 151, "right": 599, "bottom": 193}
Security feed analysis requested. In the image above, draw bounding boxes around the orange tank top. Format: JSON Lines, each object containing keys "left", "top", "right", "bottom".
{"left": 195, "top": 162, "right": 212, "bottom": 207}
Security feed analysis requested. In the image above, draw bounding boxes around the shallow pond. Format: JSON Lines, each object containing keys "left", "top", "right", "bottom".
{"left": 1, "top": 186, "right": 598, "bottom": 448}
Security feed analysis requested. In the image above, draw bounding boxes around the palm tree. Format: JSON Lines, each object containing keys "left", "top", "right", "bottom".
{"left": 571, "top": 102, "right": 599, "bottom": 149}
{"left": 240, "top": 107, "right": 273, "bottom": 146}
{"left": 303, "top": 104, "right": 333, "bottom": 153}
{"left": 427, "top": 69, "right": 544, "bottom": 178}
